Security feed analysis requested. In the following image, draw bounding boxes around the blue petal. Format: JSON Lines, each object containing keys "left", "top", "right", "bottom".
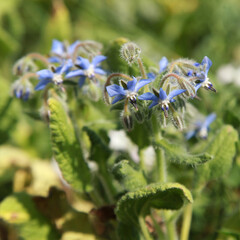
{"left": 195, "top": 83, "right": 202, "bottom": 93}
{"left": 159, "top": 57, "right": 168, "bottom": 73}
{"left": 112, "top": 95, "right": 125, "bottom": 104}
{"left": 138, "top": 92, "right": 158, "bottom": 101}
{"left": 58, "top": 59, "right": 73, "bottom": 74}
{"left": 78, "top": 76, "right": 86, "bottom": 88}
{"left": 149, "top": 101, "right": 159, "bottom": 109}
{"left": 68, "top": 40, "right": 81, "bottom": 55}
{"left": 49, "top": 56, "right": 62, "bottom": 63}
{"left": 106, "top": 84, "right": 125, "bottom": 97}
{"left": 147, "top": 72, "right": 156, "bottom": 79}
{"left": 51, "top": 39, "right": 64, "bottom": 56}
{"left": 185, "top": 130, "right": 196, "bottom": 140}
{"left": 15, "top": 89, "right": 23, "bottom": 98}
{"left": 65, "top": 69, "right": 85, "bottom": 79}
{"left": 35, "top": 79, "right": 51, "bottom": 91}
{"left": 203, "top": 113, "right": 216, "bottom": 128}
{"left": 135, "top": 78, "right": 152, "bottom": 92}
{"left": 187, "top": 70, "right": 193, "bottom": 76}
{"left": 202, "top": 56, "right": 212, "bottom": 74}
{"left": 37, "top": 69, "right": 53, "bottom": 80}
{"left": 94, "top": 68, "right": 106, "bottom": 75}
{"left": 92, "top": 55, "right": 107, "bottom": 67}
{"left": 75, "top": 57, "right": 90, "bottom": 69}
{"left": 159, "top": 88, "right": 167, "bottom": 100}
{"left": 167, "top": 89, "right": 186, "bottom": 100}
{"left": 127, "top": 77, "right": 137, "bottom": 92}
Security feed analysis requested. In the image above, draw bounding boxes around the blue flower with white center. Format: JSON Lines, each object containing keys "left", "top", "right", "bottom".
{"left": 138, "top": 88, "right": 186, "bottom": 111}
{"left": 11, "top": 78, "right": 33, "bottom": 101}
{"left": 106, "top": 77, "right": 152, "bottom": 107}
{"left": 65, "top": 55, "right": 107, "bottom": 88}
{"left": 195, "top": 56, "right": 216, "bottom": 92}
{"left": 159, "top": 56, "right": 168, "bottom": 73}
{"left": 186, "top": 113, "right": 216, "bottom": 140}
{"left": 35, "top": 59, "right": 73, "bottom": 91}
{"left": 49, "top": 39, "right": 81, "bottom": 63}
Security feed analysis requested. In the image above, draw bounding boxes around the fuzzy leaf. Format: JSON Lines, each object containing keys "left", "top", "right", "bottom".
{"left": 156, "top": 139, "right": 213, "bottom": 166}
{"left": 0, "top": 192, "right": 59, "bottom": 240}
{"left": 48, "top": 98, "right": 92, "bottom": 192}
{"left": 112, "top": 160, "right": 147, "bottom": 192}
{"left": 116, "top": 182, "right": 193, "bottom": 225}
{"left": 199, "top": 125, "right": 238, "bottom": 180}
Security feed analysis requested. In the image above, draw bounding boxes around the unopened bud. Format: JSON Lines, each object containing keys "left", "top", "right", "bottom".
{"left": 120, "top": 42, "right": 141, "bottom": 65}
{"left": 134, "top": 109, "right": 144, "bottom": 123}
{"left": 122, "top": 113, "right": 133, "bottom": 131}
{"left": 171, "top": 112, "right": 184, "bottom": 131}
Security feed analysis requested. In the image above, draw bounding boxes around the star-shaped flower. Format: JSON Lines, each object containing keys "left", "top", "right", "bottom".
{"left": 49, "top": 39, "right": 81, "bottom": 63}
{"left": 65, "top": 55, "right": 107, "bottom": 87}
{"left": 138, "top": 88, "right": 186, "bottom": 116}
{"left": 106, "top": 77, "right": 152, "bottom": 107}
{"left": 195, "top": 56, "right": 216, "bottom": 92}
{"left": 186, "top": 113, "right": 216, "bottom": 140}
{"left": 35, "top": 60, "right": 73, "bottom": 90}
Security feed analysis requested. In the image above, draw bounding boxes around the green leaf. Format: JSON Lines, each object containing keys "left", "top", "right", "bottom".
{"left": 116, "top": 182, "right": 193, "bottom": 225}
{"left": 48, "top": 98, "right": 92, "bottom": 192}
{"left": 112, "top": 160, "right": 147, "bottom": 192}
{"left": 156, "top": 139, "right": 213, "bottom": 166}
{"left": 199, "top": 125, "right": 238, "bottom": 180}
{"left": 0, "top": 192, "right": 59, "bottom": 240}
{"left": 83, "top": 126, "right": 111, "bottom": 163}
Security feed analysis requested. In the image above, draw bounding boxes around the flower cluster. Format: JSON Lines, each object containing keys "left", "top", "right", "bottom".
{"left": 12, "top": 39, "right": 216, "bottom": 138}
{"left": 11, "top": 39, "right": 106, "bottom": 100}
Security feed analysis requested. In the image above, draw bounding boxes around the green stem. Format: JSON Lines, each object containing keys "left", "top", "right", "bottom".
{"left": 139, "top": 214, "right": 152, "bottom": 240}
{"left": 156, "top": 147, "right": 166, "bottom": 183}
{"left": 180, "top": 204, "right": 193, "bottom": 240}
{"left": 137, "top": 58, "right": 147, "bottom": 79}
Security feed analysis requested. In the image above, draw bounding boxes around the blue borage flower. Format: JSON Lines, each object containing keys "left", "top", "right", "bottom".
{"left": 159, "top": 56, "right": 168, "bottom": 73}
{"left": 65, "top": 55, "right": 107, "bottom": 87}
{"left": 49, "top": 39, "right": 81, "bottom": 63}
{"left": 186, "top": 113, "right": 216, "bottom": 140}
{"left": 106, "top": 77, "right": 152, "bottom": 107}
{"left": 138, "top": 88, "right": 186, "bottom": 116}
{"left": 194, "top": 56, "right": 216, "bottom": 92}
{"left": 35, "top": 59, "right": 73, "bottom": 90}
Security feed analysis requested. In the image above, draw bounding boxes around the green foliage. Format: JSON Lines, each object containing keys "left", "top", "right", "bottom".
{"left": 48, "top": 98, "right": 92, "bottom": 192}
{"left": 83, "top": 126, "right": 112, "bottom": 163}
{"left": 156, "top": 139, "right": 213, "bottom": 166}
{"left": 199, "top": 125, "right": 238, "bottom": 181}
{"left": 0, "top": 192, "right": 59, "bottom": 240}
{"left": 116, "top": 182, "right": 193, "bottom": 225}
{"left": 112, "top": 160, "right": 147, "bottom": 191}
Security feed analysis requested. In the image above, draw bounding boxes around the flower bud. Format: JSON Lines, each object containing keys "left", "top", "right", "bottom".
{"left": 11, "top": 78, "right": 33, "bottom": 101}
{"left": 171, "top": 112, "right": 184, "bottom": 131}
{"left": 122, "top": 113, "right": 133, "bottom": 131}
{"left": 134, "top": 109, "right": 144, "bottom": 123}
{"left": 120, "top": 42, "right": 141, "bottom": 65}
{"left": 12, "top": 57, "right": 37, "bottom": 76}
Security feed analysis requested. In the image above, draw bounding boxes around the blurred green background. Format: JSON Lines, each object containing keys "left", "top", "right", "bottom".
{"left": 1, "top": 0, "right": 240, "bottom": 239}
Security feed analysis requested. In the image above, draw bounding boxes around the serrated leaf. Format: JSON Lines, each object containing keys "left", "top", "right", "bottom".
{"left": 116, "top": 182, "right": 193, "bottom": 225}
{"left": 112, "top": 160, "right": 147, "bottom": 191}
{"left": 156, "top": 139, "right": 213, "bottom": 166}
{"left": 48, "top": 98, "right": 92, "bottom": 192}
{"left": 199, "top": 125, "right": 238, "bottom": 180}
{"left": 0, "top": 192, "right": 59, "bottom": 240}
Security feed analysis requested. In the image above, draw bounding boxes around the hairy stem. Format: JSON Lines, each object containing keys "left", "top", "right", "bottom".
{"left": 180, "top": 204, "right": 193, "bottom": 240}
{"left": 139, "top": 214, "right": 152, "bottom": 240}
